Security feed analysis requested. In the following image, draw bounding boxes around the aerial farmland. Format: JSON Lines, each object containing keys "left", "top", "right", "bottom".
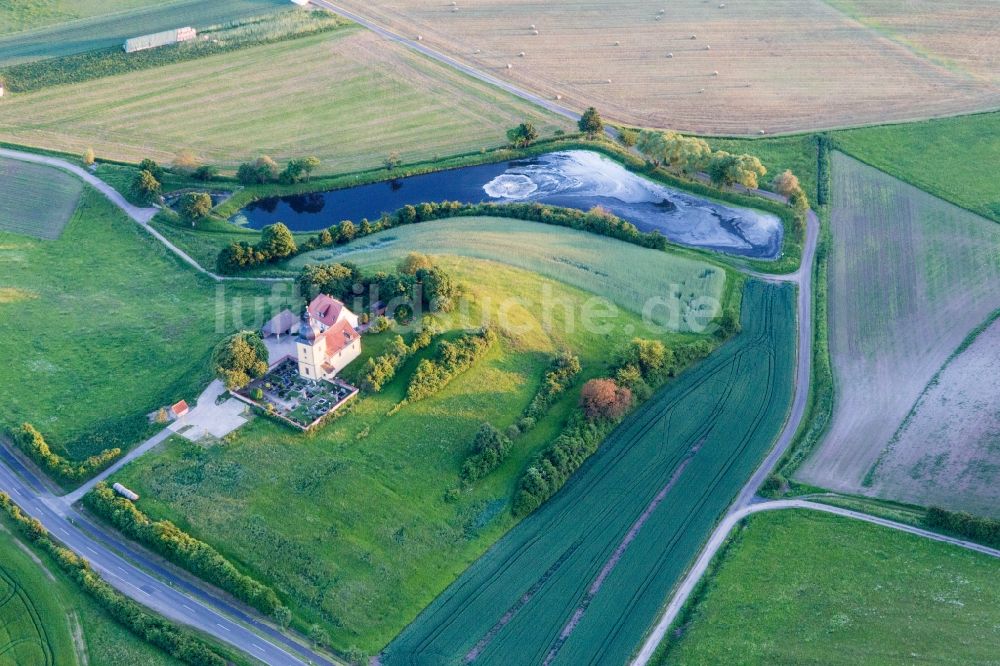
{"left": 0, "top": 1, "right": 996, "bottom": 665}
{"left": 327, "top": 0, "right": 1000, "bottom": 134}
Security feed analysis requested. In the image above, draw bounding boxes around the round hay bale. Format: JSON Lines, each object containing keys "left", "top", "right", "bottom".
{"left": 666, "top": 52, "right": 673, "bottom": 58}
{"left": 712, "top": 70, "right": 719, "bottom": 76}
{"left": 691, "top": 34, "right": 697, "bottom": 39}
{"left": 606, "top": 78, "right": 613, "bottom": 83}
{"left": 530, "top": 24, "right": 536, "bottom": 29}
{"left": 614, "top": 41, "right": 620, "bottom": 46}
{"left": 519, "top": 51, "right": 525, "bottom": 57}
{"left": 556, "top": 94, "right": 562, "bottom": 100}
{"left": 474, "top": 48, "right": 481, "bottom": 54}
{"left": 759, "top": 130, "right": 766, "bottom": 135}
{"left": 699, "top": 88, "right": 706, "bottom": 93}
{"left": 417, "top": 35, "right": 423, "bottom": 41}
{"left": 705, "top": 45, "right": 711, "bottom": 50}
{"left": 506, "top": 63, "right": 513, "bottom": 69}
{"left": 532, "top": 29, "right": 539, "bottom": 35}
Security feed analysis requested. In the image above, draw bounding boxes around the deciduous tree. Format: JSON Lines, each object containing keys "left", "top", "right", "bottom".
{"left": 578, "top": 107, "right": 604, "bottom": 138}
{"left": 212, "top": 331, "right": 269, "bottom": 390}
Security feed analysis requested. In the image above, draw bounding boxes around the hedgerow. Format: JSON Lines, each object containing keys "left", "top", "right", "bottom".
{"left": 406, "top": 328, "right": 497, "bottom": 402}
{"left": 361, "top": 322, "right": 437, "bottom": 392}
{"left": 84, "top": 482, "right": 284, "bottom": 618}
{"left": 925, "top": 507, "right": 1000, "bottom": 549}
{"left": 11, "top": 423, "right": 120, "bottom": 485}
{"left": 217, "top": 200, "right": 669, "bottom": 274}
{"left": 0, "top": 492, "right": 228, "bottom": 666}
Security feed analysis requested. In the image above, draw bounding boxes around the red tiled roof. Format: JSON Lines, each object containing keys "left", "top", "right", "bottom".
{"left": 321, "top": 319, "right": 359, "bottom": 356}
{"left": 308, "top": 294, "right": 346, "bottom": 327}
{"left": 170, "top": 400, "right": 189, "bottom": 417}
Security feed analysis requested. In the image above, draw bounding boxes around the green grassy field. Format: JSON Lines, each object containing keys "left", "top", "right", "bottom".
{"left": 834, "top": 112, "right": 1000, "bottom": 222}
{"left": 0, "top": 188, "right": 276, "bottom": 460}
{"left": 663, "top": 510, "right": 1000, "bottom": 665}
{"left": 0, "top": 156, "right": 82, "bottom": 239}
{"left": 796, "top": 153, "right": 1000, "bottom": 495}
{"left": 0, "top": 26, "right": 572, "bottom": 175}
{"left": 291, "top": 218, "right": 729, "bottom": 333}
{"left": 384, "top": 280, "right": 795, "bottom": 665}
{"left": 0, "top": 0, "right": 288, "bottom": 65}
{"left": 113, "top": 249, "right": 724, "bottom": 654}
{"left": 0, "top": 521, "right": 180, "bottom": 666}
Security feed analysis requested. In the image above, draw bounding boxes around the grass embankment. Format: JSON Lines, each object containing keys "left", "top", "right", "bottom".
{"left": 0, "top": 189, "right": 277, "bottom": 461}
{"left": 0, "top": 26, "right": 572, "bottom": 172}
{"left": 0, "top": 156, "right": 82, "bottom": 239}
{"left": 113, "top": 246, "right": 728, "bottom": 654}
{"left": 0, "top": 0, "right": 288, "bottom": 65}
{"left": 0, "top": 518, "right": 182, "bottom": 666}
{"left": 660, "top": 510, "right": 1000, "bottom": 665}
{"left": 384, "top": 280, "right": 796, "bottom": 665}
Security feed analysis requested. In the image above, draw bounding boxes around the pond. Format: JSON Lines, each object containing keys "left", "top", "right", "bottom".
{"left": 233, "top": 150, "right": 783, "bottom": 259}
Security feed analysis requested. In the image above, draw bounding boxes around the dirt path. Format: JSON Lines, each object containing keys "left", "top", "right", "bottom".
{"left": 0, "top": 147, "right": 290, "bottom": 283}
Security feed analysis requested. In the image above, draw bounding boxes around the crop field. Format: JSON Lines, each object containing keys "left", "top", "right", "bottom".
{"left": 663, "top": 510, "right": 1000, "bottom": 665}
{"left": 0, "top": 157, "right": 82, "bottom": 239}
{"left": 0, "top": 28, "right": 572, "bottom": 174}
{"left": 0, "top": 520, "right": 181, "bottom": 666}
{"left": 0, "top": 189, "right": 275, "bottom": 460}
{"left": 0, "top": 0, "right": 288, "bottom": 66}
{"left": 113, "top": 255, "right": 720, "bottom": 653}
{"left": 796, "top": 153, "right": 1000, "bottom": 494}
{"left": 0, "top": 533, "right": 68, "bottom": 665}
{"left": 329, "top": 0, "right": 1000, "bottom": 135}
{"left": 383, "top": 280, "right": 795, "bottom": 665}
{"left": 834, "top": 112, "right": 1000, "bottom": 222}
{"left": 290, "top": 217, "right": 729, "bottom": 333}
{"left": 822, "top": 0, "right": 1000, "bottom": 84}
{"left": 0, "top": 1, "right": 173, "bottom": 35}
{"left": 866, "top": 315, "right": 1000, "bottom": 518}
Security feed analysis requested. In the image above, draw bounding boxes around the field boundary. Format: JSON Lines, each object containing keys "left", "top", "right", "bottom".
{"left": 631, "top": 498, "right": 1000, "bottom": 665}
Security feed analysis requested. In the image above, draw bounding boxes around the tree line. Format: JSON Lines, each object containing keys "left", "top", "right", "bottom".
{"left": 85, "top": 483, "right": 287, "bottom": 620}
{"left": 217, "top": 199, "right": 672, "bottom": 275}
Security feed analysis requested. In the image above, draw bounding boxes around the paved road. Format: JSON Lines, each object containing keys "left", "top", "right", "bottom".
{"left": 0, "top": 445, "right": 339, "bottom": 666}
{"left": 630, "top": 498, "right": 1000, "bottom": 665}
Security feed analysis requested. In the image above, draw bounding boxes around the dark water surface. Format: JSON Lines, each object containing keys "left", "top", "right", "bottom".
{"left": 235, "top": 150, "right": 783, "bottom": 258}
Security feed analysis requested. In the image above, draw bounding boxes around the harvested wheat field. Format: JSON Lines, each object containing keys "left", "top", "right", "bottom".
{"left": 823, "top": 0, "right": 1000, "bottom": 84}
{"left": 796, "top": 153, "right": 1000, "bottom": 494}
{"left": 0, "top": 27, "right": 570, "bottom": 173}
{"left": 329, "top": 0, "right": 1000, "bottom": 135}
{"left": 866, "top": 315, "right": 1000, "bottom": 518}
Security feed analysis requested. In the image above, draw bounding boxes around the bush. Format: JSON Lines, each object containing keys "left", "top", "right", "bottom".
{"left": 579, "top": 378, "right": 632, "bottom": 421}
{"left": 0, "top": 492, "right": 229, "bottom": 666}
{"left": 460, "top": 423, "right": 513, "bottom": 482}
{"left": 130, "top": 169, "right": 161, "bottom": 205}
{"left": 85, "top": 483, "right": 282, "bottom": 616}
{"left": 11, "top": 423, "right": 120, "bottom": 485}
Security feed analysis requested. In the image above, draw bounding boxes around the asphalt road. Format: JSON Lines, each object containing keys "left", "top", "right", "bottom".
{"left": 0, "top": 445, "right": 338, "bottom": 666}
